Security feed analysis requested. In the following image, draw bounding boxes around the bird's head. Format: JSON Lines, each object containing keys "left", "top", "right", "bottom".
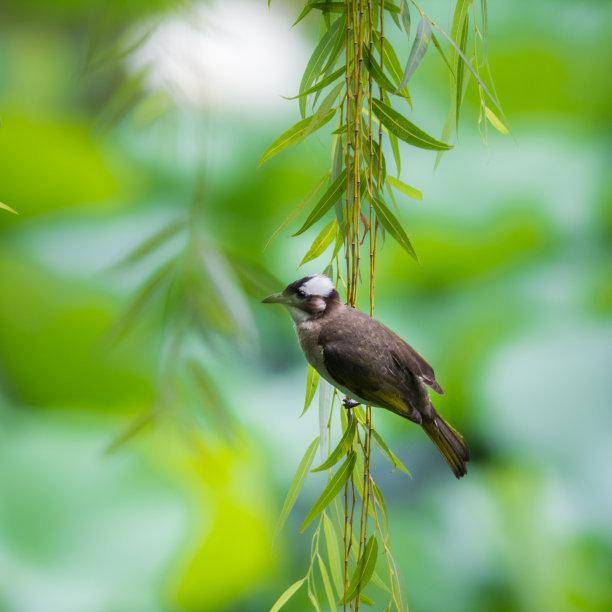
{"left": 262, "top": 274, "right": 340, "bottom": 323}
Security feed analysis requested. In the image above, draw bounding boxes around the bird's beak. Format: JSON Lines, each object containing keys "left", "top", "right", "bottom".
{"left": 262, "top": 292, "right": 287, "bottom": 305}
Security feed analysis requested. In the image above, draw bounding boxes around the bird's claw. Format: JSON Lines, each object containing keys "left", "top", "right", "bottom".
{"left": 342, "top": 397, "right": 360, "bottom": 409}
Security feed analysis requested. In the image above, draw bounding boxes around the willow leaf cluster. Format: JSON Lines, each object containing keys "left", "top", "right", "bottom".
{"left": 265, "top": 1, "right": 506, "bottom": 610}
{"left": 105, "top": 179, "right": 278, "bottom": 451}
{"left": 86, "top": 1, "right": 285, "bottom": 451}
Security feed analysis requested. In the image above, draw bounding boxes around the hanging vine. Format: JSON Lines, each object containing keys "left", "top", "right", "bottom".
{"left": 265, "top": 0, "right": 506, "bottom": 610}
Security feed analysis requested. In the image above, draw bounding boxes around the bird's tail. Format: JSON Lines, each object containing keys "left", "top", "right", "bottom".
{"left": 421, "top": 411, "right": 470, "bottom": 478}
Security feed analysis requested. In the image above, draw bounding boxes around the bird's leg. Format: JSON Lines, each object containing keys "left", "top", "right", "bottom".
{"left": 342, "top": 397, "right": 360, "bottom": 409}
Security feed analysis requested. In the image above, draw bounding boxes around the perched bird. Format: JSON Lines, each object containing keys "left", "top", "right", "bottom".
{"left": 263, "top": 274, "right": 469, "bottom": 478}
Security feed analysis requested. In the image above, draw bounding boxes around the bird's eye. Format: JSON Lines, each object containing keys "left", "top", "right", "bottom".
{"left": 297, "top": 289, "right": 306, "bottom": 298}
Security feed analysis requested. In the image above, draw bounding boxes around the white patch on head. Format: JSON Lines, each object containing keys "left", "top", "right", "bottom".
{"left": 300, "top": 274, "right": 334, "bottom": 297}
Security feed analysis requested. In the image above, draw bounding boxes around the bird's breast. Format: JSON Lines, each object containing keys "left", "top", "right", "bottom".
{"left": 296, "top": 321, "right": 326, "bottom": 371}
{"left": 295, "top": 321, "right": 370, "bottom": 405}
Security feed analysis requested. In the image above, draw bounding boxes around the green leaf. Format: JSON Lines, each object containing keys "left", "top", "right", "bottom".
{"left": 305, "top": 82, "right": 343, "bottom": 138}
{"left": 481, "top": 0, "right": 489, "bottom": 47}
{"left": 380, "top": 38, "right": 404, "bottom": 87}
{"left": 387, "top": 175, "right": 422, "bottom": 201}
{"left": 302, "top": 365, "right": 320, "bottom": 416}
{"left": 312, "top": 415, "right": 356, "bottom": 472}
{"left": 400, "top": 16, "right": 431, "bottom": 88}
{"left": 371, "top": 429, "right": 411, "bottom": 475}
{"left": 114, "top": 220, "right": 184, "bottom": 268}
{"left": 96, "top": 66, "right": 149, "bottom": 131}
{"left": 431, "top": 32, "right": 454, "bottom": 78}
{"left": 300, "top": 219, "right": 338, "bottom": 266}
{"left": 400, "top": 0, "right": 411, "bottom": 35}
{"left": 265, "top": 173, "right": 330, "bottom": 249}
{"left": 0, "top": 201, "right": 17, "bottom": 214}
{"left": 284, "top": 65, "right": 345, "bottom": 100}
{"left": 372, "top": 196, "right": 417, "bottom": 260}
{"left": 317, "top": 555, "right": 337, "bottom": 611}
{"left": 370, "top": 479, "right": 390, "bottom": 529}
{"left": 188, "top": 359, "right": 235, "bottom": 438}
{"left": 275, "top": 436, "right": 320, "bottom": 540}
{"left": 298, "top": 17, "right": 344, "bottom": 116}
{"left": 293, "top": 1, "right": 344, "bottom": 26}
{"left": 485, "top": 106, "right": 509, "bottom": 135}
{"left": 455, "top": 12, "right": 470, "bottom": 129}
{"left": 293, "top": 169, "right": 347, "bottom": 236}
{"left": 259, "top": 108, "right": 336, "bottom": 166}
{"left": 360, "top": 132, "right": 387, "bottom": 185}
{"left": 389, "top": 131, "right": 401, "bottom": 176}
{"left": 384, "top": 2, "right": 401, "bottom": 14}
{"left": 270, "top": 577, "right": 306, "bottom": 612}
{"left": 432, "top": 17, "right": 501, "bottom": 113}
{"left": 322, "top": 513, "right": 343, "bottom": 596}
{"left": 375, "top": 37, "right": 411, "bottom": 103}
{"left": 105, "top": 408, "right": 157, "bottom": 455}
{"left": 372, "top": 99, "right": 452, "bottom": 151}
{"left": 342, "top": 535, "right": 379, "bottom": 603}
{"left": 300, "top": 451, "right": 356, "bottom": 533}
{"left": 363, "top": 46, "right": 398, "bottom": 95}
{"left": 107, "top": 262, "right": 174, "bottom": 345}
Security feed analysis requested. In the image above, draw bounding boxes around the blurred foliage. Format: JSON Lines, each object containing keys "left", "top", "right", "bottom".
{"left": 0, "top": 0, "right": 610, "bottom": 611}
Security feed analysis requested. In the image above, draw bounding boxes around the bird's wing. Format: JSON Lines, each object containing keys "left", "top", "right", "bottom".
{"left": 320, "top": 308, "right": 443, "bottom": 397}
{"left": 391, "top": 340, "right": 444, "bottom": 395}
{"left": 322, "top": 341, "right": 382, "bottom": 403}
{"left": 322, "top": 339, "right": 426, "bottom": 415}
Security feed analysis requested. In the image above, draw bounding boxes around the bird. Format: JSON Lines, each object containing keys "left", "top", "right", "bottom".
{"left": 262, "top": 274, "right": 469, "bottom": 478}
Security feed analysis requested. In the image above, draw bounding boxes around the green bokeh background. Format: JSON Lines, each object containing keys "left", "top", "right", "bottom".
{"left": 1, "top": 1, "right": 610, "bottom": 611}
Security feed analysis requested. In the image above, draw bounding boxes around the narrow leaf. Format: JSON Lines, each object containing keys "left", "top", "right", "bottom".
{"left": 384, "top": 2, "right": 401, "bottom": 15}
{"left": 188, "top": 359, "right": 235, "bottom": 438}
{"left": 342, "top": 536, "right": 379, "bottom": 603}
{"left": 317, "top": 555, "right": 337, "bottom": 611}
{"left": 284, "top": 66, "right": 345, "bottom": 100}
{"left": 400, "top": 16, "right": 431, "bottom": 88}
{"left": 322, "top": 513, "right": 343, "bottom": 596}
{"left": 293, "top": 169, "right": 347, "bottom": 236}
{"left": 432, "top": 19, "right": 502, "bottom": 112}
{"left": 0, "top": 202, "right": 17, "bottom": 214}
{"left": 275, "top": 437, "right": 320, "bottom": 539}
{"left": 485, "top": 106, "right": 509, "bottom": 135}
{"left": 376, "top": 37, "right": 411, "bottom": 103}
{"left": 300, "top": 451, "right": 356, "bottom": 532}
{"left": 372, "top": 196, "right": 417, "bottom": 260}
{"left": 363, "top": 46, "right": 398, "bottom": 94}
{"left": 302, "top": 365, "right": 320, "bottom": 416}
{"left": 455, "top": 12, "right": 470, "bottom": 129}
{"left": 270, "top": 578, "right": 306, "bottom": 612}
{"left": 389, "top": 132, "right": 401, "bottom": 176}
{"left": 305, "top": 82, "right": 343, "bottom": 139}
{"left": 481, "top": 0, "right": 489, "bottom": 49}
{"left": 431, "top": 32, "right": 454, "bottom": 77}
{"left": 105, "top": 408, "right": 157, "bottom": 454}
{"left": 114, "top": 220, "right": 183, "bottom": 268}
{"left": 387, "top": 175, "right": 422, "bottom": 201}
{"left": 107, "top": 262, "right": 173, "bottom": 345}
{"left": 312, "top": 415, "right": 356, "bottom": 472}
{"left": 265, "top": 173, "right": 330, "bottom": 249}
{"left": 293, "top": 1, "right": 344, "bottom": 27}
{"left": 373, "top": 99, "right": 452, "bottom": 151}
{"left": 259, "top": 108, "right": 335, "bottom": 166}
{"left": 300, "top": 220, "right": 338, "bottom": 266}
{"left": 299, "top": 17, "right": 344, "bottom": 116}
{"left": 372, "top": 430, "right": 411, "bottom": 475}
{"left": 400, "top": 0, "right": 411, "bottom": 35}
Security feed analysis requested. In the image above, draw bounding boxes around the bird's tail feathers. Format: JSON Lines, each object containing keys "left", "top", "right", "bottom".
{"left": 422, "top": 412, "right": 469, "bottom": 479}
